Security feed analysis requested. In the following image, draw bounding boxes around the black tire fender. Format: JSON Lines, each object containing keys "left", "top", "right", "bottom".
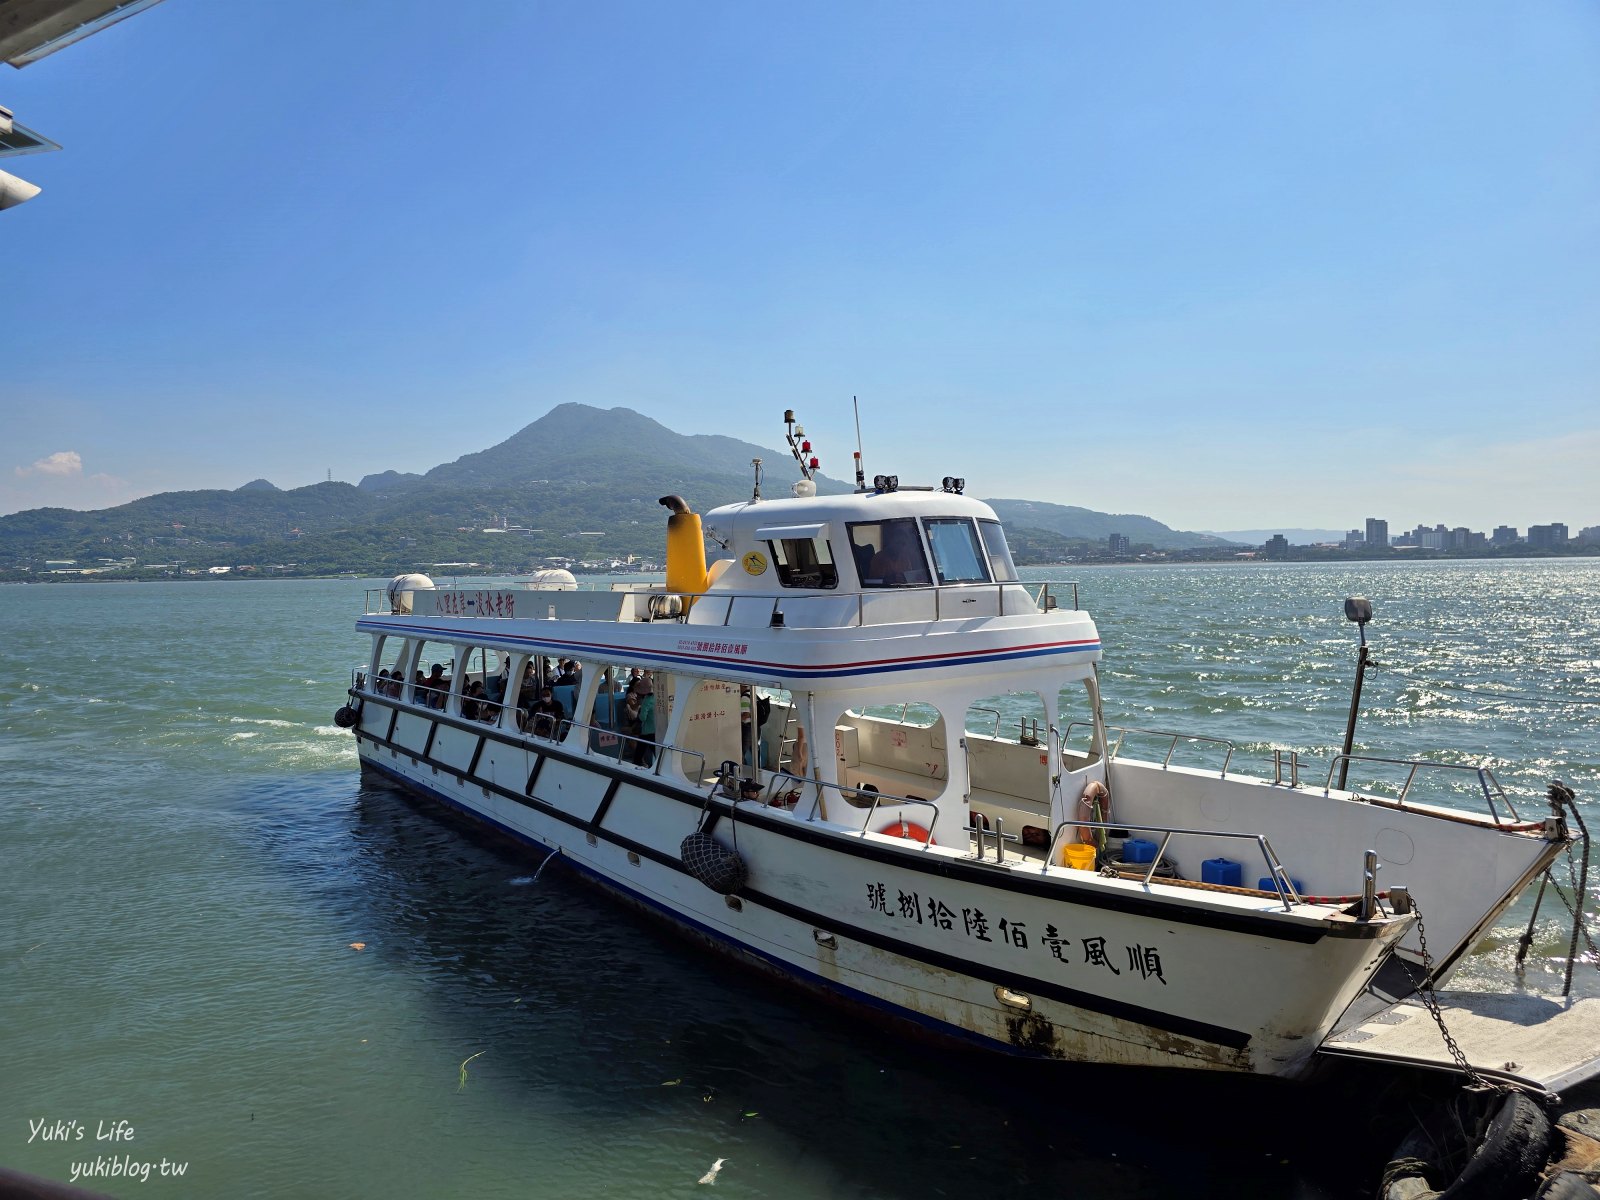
{"left": 1437, "top": 1091, "right": 1552, "bottom": 1200}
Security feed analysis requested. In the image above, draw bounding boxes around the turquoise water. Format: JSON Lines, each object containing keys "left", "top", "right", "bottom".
{"left": 2, "top": 561, "right": 1596, "bottom": 1197}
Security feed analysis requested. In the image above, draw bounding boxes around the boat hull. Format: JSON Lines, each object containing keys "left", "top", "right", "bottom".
{"left": 353, "top": 701, "right": 1406, "bottom": 1079}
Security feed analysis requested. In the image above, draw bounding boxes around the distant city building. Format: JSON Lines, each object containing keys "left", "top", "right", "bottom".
{"left": 1447, "top": 526, "right": 1471, "bottom": 551}
{"left": 1108, "top": 533, "right": 1130, "bottom": 556}
{"left": 1345, "top": 529, "right": 1364, "bottom": 549}
{"left": 1527, "top": 523, "right": 1569, "bottom": 549}
{"left": 1264, "top": 534, "right": 1289, "bottom": 560}
{"left": 1419, "top": 528, "right": 1444, "bottom": 550}
{"left": 1579, "top": 526, "right": 1600, "bottom": 547}
{"left": 1365, "top": 518, "right": 1388, "bottom": 548}
{"left": 1492, "top": 526, "right": 1519, "bottom": 546}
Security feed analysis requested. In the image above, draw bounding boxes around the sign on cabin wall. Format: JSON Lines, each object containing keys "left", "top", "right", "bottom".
{"left": 413, "top": 590, "right": 520, "bottom": 618}
{"left": 679, "top": 679, "right": 742, "bottom": 772}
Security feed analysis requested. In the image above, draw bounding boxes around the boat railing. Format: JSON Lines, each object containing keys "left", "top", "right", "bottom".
{"left": 1026, "top": 579, "right": 1080, "bottom": 612}
{"left": 364, "top": 577, "right": 1080, "bottom": 626}
{"left": 344, "top": 672, "right": 706, "bottom": 779}
{"left": 1062, "top": 721, "right": 1236, "bottom": 775}
{"left": 660, "top": 581, "right": 1073, "bottom": 627}
{"left": 349, "top": 667, "right": 519, "bottom": 721}
{"left": 1043, "top": 818, "right": 1304, "bottom": 910}
{"left": 1323, "top": 754, "right": 1521, "bottom": 823}
{"left": 752, "top": 770, "right": 941, "bottom": 849}
{"left": 558, "top": 719, "right": 701, "bottom": 780}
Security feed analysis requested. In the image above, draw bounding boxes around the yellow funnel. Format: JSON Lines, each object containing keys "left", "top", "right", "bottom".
{"left": 660, "top": 495, "right": 709, "bottom": 595}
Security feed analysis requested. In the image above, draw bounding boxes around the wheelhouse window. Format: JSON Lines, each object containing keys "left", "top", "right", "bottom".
{"left": 924, "top": 518, "right": 990, "bottom": 585}
{"left": 770, "top": 537, "right": 838, "bottom": 590}
{"left": 978, "top": 520, "right": 1019, "bottom": 582}
{"left": 847, "top": 519, "right": 932, "bottom": 588}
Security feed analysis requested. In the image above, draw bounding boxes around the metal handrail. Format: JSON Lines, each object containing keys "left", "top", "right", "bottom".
{"left": 562, "top": 718, "right": 699, "bottom": 779}
{"left": 1042, "top": 818, "right": 1304, "bottom": 910}
{"left": 968, "top": 706, "right": 1003, "bottom": 738}
{"left": 1323, "top": 754, "right": 1520, "bottom": 823}
{"left": 756, "top": 770, "right": 941, "bottom": 849}
{"left": 1027, "top": 580, "right": 1080, "bottom": 612}
{"left": 364, "top": 578, "right": 1084, "bottom": 621}
{"left": 345, "top": 676, "right": 706, "bottom": 782}
{"left": 1062, "top": 721, "right": 1236, "bottom": 775}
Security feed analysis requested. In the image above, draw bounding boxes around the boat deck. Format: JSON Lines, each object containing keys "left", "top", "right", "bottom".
{"left": 1321, "top": 990, "right": 1600, "bottom": 1094}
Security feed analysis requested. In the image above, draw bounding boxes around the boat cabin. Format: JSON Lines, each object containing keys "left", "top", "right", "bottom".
{"left": 356, "top": 483, "right": 1106, "bottom": 853}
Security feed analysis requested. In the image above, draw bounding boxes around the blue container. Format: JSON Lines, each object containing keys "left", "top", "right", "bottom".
{"left": 1122, "top": 838, "right": 1158, "bottom": 864}
{"left": 1202, "top": 857, "right": 1243, "bottom": 887}
{"left": 1258, "top": 876, "right": 1306, "bottom": 895}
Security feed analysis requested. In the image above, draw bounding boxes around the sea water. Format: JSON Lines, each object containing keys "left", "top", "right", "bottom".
{"left": 2, "top": 561, "right": 1596, "bottom": 1198}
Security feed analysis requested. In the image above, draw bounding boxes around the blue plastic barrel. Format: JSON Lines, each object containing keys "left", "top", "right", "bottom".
{"left": 1202, "top": 857, "right": 1242, "bottom": 887}
{"left": 1258, "top": 876, "right": 1306, "bottom": 895}
{"left": 1122, "top": 838, "right": 1158, "bottom": 864}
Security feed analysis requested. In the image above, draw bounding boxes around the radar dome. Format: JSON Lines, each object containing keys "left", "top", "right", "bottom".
{"left": 524, "top": 568, "right": 577, "bottom": 591}
{"left": 387, "top": 573, "right": 435, "bottom": 614}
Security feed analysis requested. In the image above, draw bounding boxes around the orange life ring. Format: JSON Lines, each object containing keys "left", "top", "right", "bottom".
{"left": 878, "top": 818, "right": 934, "bottom": 845}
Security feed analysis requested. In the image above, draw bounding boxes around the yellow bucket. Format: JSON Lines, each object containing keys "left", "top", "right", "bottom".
{"left": 1062, "top": 842, "right": 1096, "bottom": 872}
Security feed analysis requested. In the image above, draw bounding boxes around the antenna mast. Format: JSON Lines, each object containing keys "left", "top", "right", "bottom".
{"left": 852, "top": 396, "right": 867, "bottom": 493}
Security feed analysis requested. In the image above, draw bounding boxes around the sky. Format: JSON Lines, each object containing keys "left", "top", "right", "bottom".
{"left": 3, "top": 1, "right": 1597, "bottom": 533}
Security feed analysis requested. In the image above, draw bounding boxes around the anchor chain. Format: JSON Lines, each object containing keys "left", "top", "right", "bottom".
{"left": 1410, "top": 898, "right": 1493, "bottom": 1090}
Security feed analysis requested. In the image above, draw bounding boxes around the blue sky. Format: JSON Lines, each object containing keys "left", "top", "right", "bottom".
{"left": 4, "top": 1, "right": 1596, "bottom": 532}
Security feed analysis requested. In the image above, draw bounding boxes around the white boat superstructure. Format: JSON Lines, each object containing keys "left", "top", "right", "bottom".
{"left": 337, "top": 415, "right": 1573, "bottom": 1080}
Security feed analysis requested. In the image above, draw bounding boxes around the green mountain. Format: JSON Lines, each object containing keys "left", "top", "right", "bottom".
{"left": 362, "top": 402, "right": 848, "bottom": 494}
{"left": 0, "top": 404, "right": 1230, "bottom": 577}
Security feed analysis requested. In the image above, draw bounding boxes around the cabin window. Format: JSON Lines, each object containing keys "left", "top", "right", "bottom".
{"left": 410, "top": 641, "right": 455, "bottom": 709}
{"left": 966, "top": 691, "right": 1047, "bottom": 742}
{"left": 585, "top": 664, "right": 658, "bottom": 765}
{"left": 770, "top": 538, "right": 839, "bottom": 590}
{"left": 457, "top": 645, "right": 514, "bottom": 725}
{"left": 978, "top": 520, "right": 1019, "bottom": 583}
{"left": 847, "top": 519, "right": 932, "bottom": 588}
{"left": 370, "top": 635, "right": 412, "bottom": 698}
{"left": 924, "top": 518, "right": 990, "bottom": 584}
{"left": 834, "top": 704, "right": 949, "bottom": 805}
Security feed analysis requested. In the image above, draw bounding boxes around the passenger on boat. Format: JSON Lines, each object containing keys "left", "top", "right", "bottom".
{"left": 555, "top": 660, "right": 580, "bottom": 688}
{"left": 529, "top": 687, "right": 566, "bottom": 740}
{"left": 518, "top": 663, "right": 539, "bottom": 707}
{"left": 374, "top": 669, "right": 392, "bottom": 697}
{"left": 461, "top": 680, "right": 485, "bottom": 722}
{"left": 421, "top": 663, "right": 450, "bottom": 709}
{"left": 622, "top": 678, "right": 657, "bottom": 766}
{"left": 868, "top": 522, "right": 931, "bottom": 587}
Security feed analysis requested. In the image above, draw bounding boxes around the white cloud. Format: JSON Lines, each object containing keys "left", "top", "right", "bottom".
{"left": 1, "top": 452, "right": 136, "bottom": 515}
{"left": 14, "top": 450, "right": 84, "bottom": 478}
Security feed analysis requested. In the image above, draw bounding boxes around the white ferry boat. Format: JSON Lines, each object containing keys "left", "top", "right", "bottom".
{"left": 335, "top": 412, "right": 1584, "bottom": 1081}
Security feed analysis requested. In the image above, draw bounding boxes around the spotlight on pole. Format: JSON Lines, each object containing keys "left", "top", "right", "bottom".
{"left": 1337, "top": 596, "right": 1373, "bottom": 791}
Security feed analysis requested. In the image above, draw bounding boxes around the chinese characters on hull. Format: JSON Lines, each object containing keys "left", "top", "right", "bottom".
{"left": 867, "top": 881, "right": 1166, "bottom": 985}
